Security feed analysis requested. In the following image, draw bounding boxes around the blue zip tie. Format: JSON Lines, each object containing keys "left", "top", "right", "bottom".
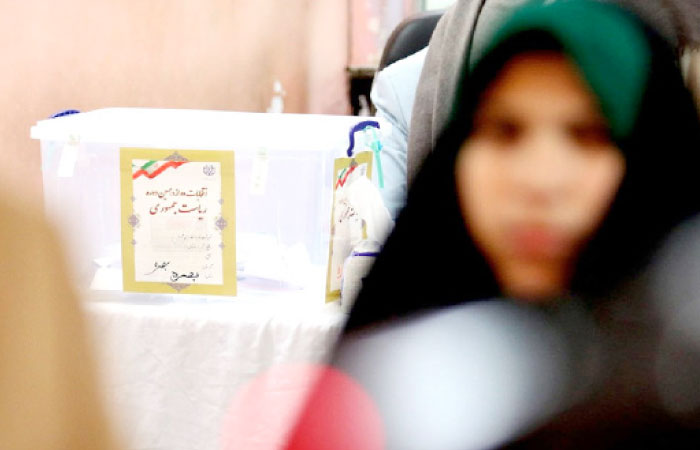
{"left": 351, "top": 251, "right": 380, "bottom": 257}
{"left": 49, "top": 109, "right": 80, "bottom": 119}
{"left": 346, "top": 120, "right": 380, "bottom": 157}
{"left": 345, "top": 120, "right": 385, "bottom": 189}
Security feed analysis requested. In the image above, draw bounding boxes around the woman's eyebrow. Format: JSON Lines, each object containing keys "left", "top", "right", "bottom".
{"left": 562, "top": 109, "right": 609, "bottom": 127}
{"left": 473, "top": 100, "right": 517, "bottom": 118}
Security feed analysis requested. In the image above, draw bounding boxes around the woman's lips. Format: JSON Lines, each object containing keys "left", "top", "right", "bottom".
{"left": 507, "top": 224, "right": 570, "bottom": 259}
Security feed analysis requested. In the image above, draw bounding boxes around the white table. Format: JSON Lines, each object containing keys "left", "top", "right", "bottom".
{"left": 85, "top": 297, "right": 345, "bottom": 450}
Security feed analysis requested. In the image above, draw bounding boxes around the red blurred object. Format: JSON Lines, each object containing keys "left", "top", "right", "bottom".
{"left": 285, "top": 367, "right": 385, "bottom": 450}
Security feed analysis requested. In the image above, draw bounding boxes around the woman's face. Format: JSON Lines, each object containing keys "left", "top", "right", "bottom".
{"left": 456, "top": 51, "right": 625, "bottom": 301}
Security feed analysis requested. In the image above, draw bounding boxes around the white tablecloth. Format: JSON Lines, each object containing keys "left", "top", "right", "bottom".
{"left": 85, "top": 297, "right": 345, "bottom": 450}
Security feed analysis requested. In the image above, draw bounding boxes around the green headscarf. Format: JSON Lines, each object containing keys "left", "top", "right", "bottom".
{"left": 468, "top": 0, "right": 651, "bottom": 140}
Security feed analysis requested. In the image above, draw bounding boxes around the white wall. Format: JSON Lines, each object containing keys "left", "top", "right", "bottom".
{"left": 0, "top": 0, "right": 350, "bottom": 202}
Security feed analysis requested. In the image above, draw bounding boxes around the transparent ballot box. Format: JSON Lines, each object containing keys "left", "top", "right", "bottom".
{"left": 31, "top": 108, "right": 387, "bottom": 303}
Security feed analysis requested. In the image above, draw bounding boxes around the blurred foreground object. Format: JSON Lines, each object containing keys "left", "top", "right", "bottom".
{"left": 0, "top": 199, "right": 120, "bottom": 449}
{"left": 288, "top": 277, "right": 700, "bottom": 449}
{"left": 286, "top": 299, "right": 601, "bottom": 449}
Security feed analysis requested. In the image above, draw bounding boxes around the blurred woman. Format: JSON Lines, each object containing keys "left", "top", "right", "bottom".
{"left": 345, "top": 0, "right": 700, "bottom": 332}
{"left": 285, "top": 2, "right": 700, "bottom": 448}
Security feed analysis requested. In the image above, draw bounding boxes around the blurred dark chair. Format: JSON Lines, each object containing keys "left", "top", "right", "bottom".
{"left": 349, "top": 9, "right": 444, "bottom": 115}
{"left": 377, "top": 10, "right": 445, "bottom": 72}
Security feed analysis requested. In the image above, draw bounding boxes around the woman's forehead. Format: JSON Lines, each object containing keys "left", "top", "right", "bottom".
{"left": 469, "top": 1, "right": 652, "bottom": 138}
{"left": 475, "top": 52, "right": 605, "bottom": 121}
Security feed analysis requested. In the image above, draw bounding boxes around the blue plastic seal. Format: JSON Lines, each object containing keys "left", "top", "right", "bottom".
{"left": 346, "top": 120, "right": 380, "bottom": 157}
{"left": 49, "top": 109, "right": 80, "bottom": 119}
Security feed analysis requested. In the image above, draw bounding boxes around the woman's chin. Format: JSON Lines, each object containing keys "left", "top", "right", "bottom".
{"left": 498, "top": 264, "right": 569, "bottom": 303}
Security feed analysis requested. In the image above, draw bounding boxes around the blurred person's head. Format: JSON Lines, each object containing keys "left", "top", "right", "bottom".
{"left": 345, "top": 0, "right": 700, "bottom": 331}
{"left": 456, "top": 50, "right": 625, "bottom": 300}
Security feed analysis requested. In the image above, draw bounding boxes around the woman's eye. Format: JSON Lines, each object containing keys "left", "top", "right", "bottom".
{"left": 569, "top": 123, "right": 612, "bottom": 147}
{"left": 474, "top": 118, "right": 522, "bottom": 143}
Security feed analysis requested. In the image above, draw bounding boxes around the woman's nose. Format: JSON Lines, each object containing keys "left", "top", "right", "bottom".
{"left": 510, "top": 130, "right": 574, "bottom": 203}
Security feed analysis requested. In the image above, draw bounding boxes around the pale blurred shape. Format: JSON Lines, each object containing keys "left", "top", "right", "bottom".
{"left": 650, "top": 216, "right": 700, "bottom": 418}
{"left": 0, "top": 198, "right": 121, "bottom": 449}
{"left": 334, "top": 300, "right": 589, "bottom": 449}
